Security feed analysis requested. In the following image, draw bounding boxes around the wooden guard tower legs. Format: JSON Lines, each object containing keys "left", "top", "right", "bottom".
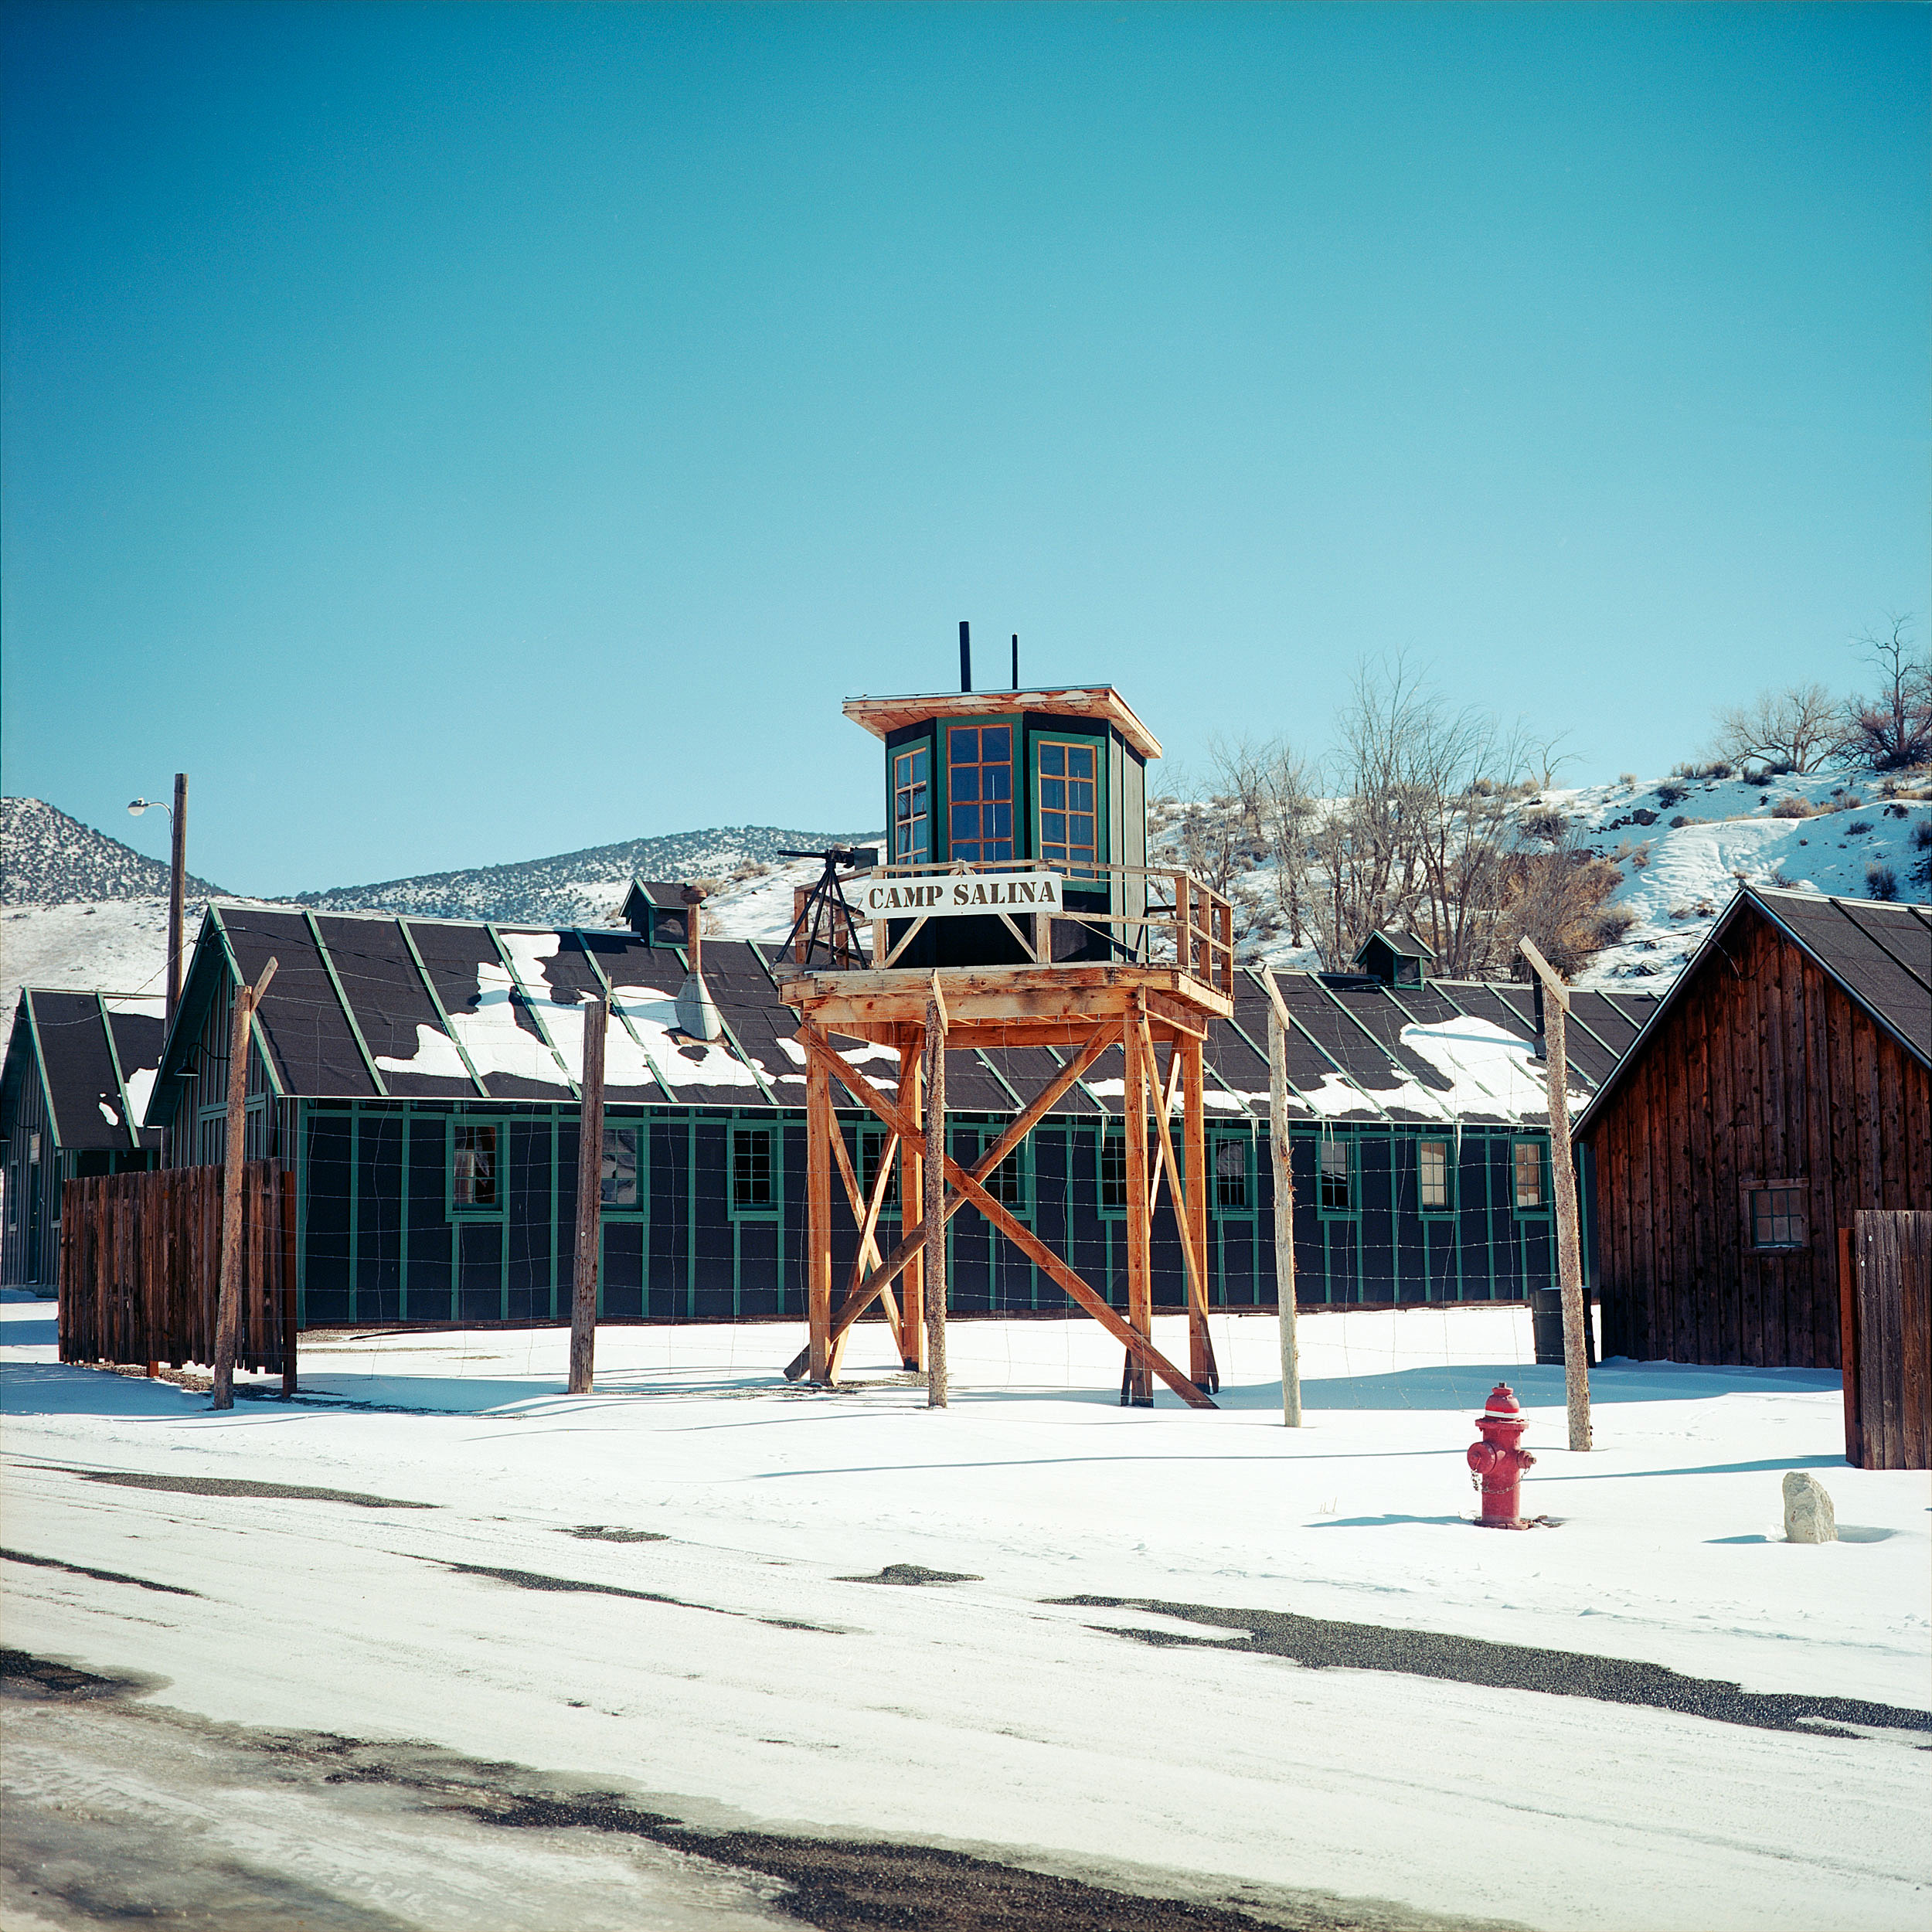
{"left": 1122, "top": 1001, "right": 1154, "bottom": 1406}
{"left": 806, "top": 1052, "right": 833, "bottom": 1383}
{"left": 782, "top": 962, "right": 1225, "bottom": 1412}
{"left": 898, "top": 1023, "right": 926, "bottom": 1370}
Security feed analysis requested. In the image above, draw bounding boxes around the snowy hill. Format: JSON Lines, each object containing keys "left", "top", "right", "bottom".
{"left": 1551, "top": 770, "right": 1930, "bottom": 986}
{"left": 1151, "top": 770, "right": 1931, "bottom": 984}
{"left": 0, "top": 798, "right": 223, "bottom": 903}
{"left": 291, "top": 825, "right": 883, "bottom": 926}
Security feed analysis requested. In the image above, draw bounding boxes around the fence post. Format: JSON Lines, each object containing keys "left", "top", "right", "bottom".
{"left": 213, "top": 960, "right": 277, "bottom": 1410}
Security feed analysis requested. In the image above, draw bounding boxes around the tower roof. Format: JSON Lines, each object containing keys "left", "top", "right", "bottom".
{"left": 841, "top": 687, "right": 1162, "bottom": 761}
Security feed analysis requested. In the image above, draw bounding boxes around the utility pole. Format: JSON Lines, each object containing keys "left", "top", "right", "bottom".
{"left": 212, "top": 956, "right": 277, "bottom": 1411}
{"left": 922, "top": 975, "right": 949, "bottom": 1408}
{"left": 570, "top": 992, "right": 608, "bottom": 1394}
{"left": 1519, "top": 937, "right": 1591, "bottom": 1453}
{"left": 1260, "top": 968, "right": 1303, "bottom": 1426}
{"left": 168, "top": 773, "right": 187, "bottom": 1032}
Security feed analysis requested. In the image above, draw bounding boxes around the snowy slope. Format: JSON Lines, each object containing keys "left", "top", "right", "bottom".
{"left": 1556, "top": 771, "right": 1930, "bottom": 986}
{"left": 0, "top": 900, "right": 177, "bottom": 1061}
{"left": 0, "top": 798, "right": 223, "bottom": 903}
{"left": 293, "top": 826, "right": 883, "bottom": 926}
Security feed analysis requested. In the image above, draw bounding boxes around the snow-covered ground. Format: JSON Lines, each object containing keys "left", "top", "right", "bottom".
{"left": 0, "top": 900, "right": 177, "bottom": 1060}
{"left": 5, "top": 1297, "right": 1926, "bottom": 1930}
{"left": 1556, "top": 770, "right": 1930, "bottom": 988}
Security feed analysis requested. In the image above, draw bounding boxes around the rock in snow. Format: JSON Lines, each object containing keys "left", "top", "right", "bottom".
{"left": 1783, "top": 1470, "right": 1838, "bottom": 1543}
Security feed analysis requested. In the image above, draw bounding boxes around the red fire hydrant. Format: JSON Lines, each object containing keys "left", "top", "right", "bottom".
{"left": 1468, "top": 1383, "right": 1536, "bottom": 1529}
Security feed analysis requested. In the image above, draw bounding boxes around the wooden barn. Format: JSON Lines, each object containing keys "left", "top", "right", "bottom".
{"left": 0, "top": 989, "right": 165, "bottom": 1287}
{"left": 1575, "top": 886, "right": 1930, "bottom": 1410}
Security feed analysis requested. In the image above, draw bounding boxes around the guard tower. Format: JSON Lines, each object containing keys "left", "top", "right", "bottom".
{"left": 778, "top": 676, "right": 1236, "bottom": 1408}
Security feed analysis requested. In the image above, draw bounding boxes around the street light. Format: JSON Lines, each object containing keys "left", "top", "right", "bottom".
{"left": 128, "top": 775, "right": 189, "bottom": 1039}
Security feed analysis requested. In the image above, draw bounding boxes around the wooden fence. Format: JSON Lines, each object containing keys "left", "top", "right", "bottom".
{"left": 1838, "top": 1209, "right": 1930, "bottom": 1471}
{"left": 59, "top": 1163, "right": 295, "bottom": 1379}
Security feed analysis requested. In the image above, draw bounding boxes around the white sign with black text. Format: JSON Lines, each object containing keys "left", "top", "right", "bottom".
{"left": 861, "top": 872, "right": 1064, "bottom": 920}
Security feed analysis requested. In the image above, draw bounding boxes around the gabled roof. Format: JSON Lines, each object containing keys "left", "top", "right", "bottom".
{"left": 0, "top": 988, "right": 165, "bottom": 1153}
{"left": 1573, "top": 885, "right": 1932, "bottom": 1140}
{"left": 141, "top": 903, "right": 1658, "bottom": 1130}
{"left": 1352, "top": 928, "right": 1437, "bottom": 964}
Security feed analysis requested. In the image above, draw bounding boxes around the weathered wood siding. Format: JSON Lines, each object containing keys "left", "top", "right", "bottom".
{"left": 1587, "top": 908, "right": 1932, "bottom": 1368}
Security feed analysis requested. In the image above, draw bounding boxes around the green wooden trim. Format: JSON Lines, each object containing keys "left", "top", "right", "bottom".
{"left": 1027, "top": 725, "right": 1110, "bottom": 874}
{"left": 726, "top": 1117, "right": 781, "bottom": 1220}
{"left": 446, "top": 1114, "right": 510, "bottom": 1219}
{"left": 1313, "top": 1126, "right": 1361, "bottom": 1221}
{"left": 937, "top": 712, "right": 1022, "bottom": 864}
{"left": 570, "top": 930, "right": 681, "bottom": 1097}
{"left": 93, "top": 994, "right": 143, "bottom": 1151}
{"left": 397, "top": 917, "right": 489, "bottom": 1097}
{"left": 669, "top": 944, "right": 778, "bottom": 1104}
{"left": 888, "top": 733, "right": 937, "bottom": 867}
{"left": 973, "top": 1049, "right": 1024, "bottom": 1112}
{"left": 484, "top": 923, "right": 579, "bottom": 1097}
{"left": 1308, "top": 973, "right": 1410, "bottom": 1076}
{"left": 302, "top": 910, "right": 389, "bottom": 1098}
{"left": 1415, "top": 1131, "right": 1458, "bottom": 1218}
{"left": 1509, "top": 1133, "right": 1555, "bottom": 1219}
{"left": 400, "top": 1106, "right": 412, "bottom": 1319}
{"left": 22, "top": 991, "right": 62, "bottom": 1152}
{"left": 348, "top": 1105, "right": 361, "bottom": 1319}
{"left": 203, "top": 903, "right": 284, "bottom": 1100}
{"left": 1205, "top": 1126, "right": 1256, "bottom": 1219}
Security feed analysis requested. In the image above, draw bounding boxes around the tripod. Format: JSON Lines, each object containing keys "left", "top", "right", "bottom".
{"left": 778, "top": 845, "right": 877, "bottom": 968}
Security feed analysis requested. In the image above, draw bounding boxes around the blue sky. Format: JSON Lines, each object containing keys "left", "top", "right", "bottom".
{"left": 3, "top": 3, "right": 1925, "bottom": 896}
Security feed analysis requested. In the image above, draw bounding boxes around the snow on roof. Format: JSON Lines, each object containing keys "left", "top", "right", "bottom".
{"left": 145, "top": 906, "right": 1658, "bottom": 1127}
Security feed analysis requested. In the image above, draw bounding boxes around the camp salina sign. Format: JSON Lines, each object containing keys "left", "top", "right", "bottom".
{"left": 860, "top": 873, "right": 1065, "bottom": 920}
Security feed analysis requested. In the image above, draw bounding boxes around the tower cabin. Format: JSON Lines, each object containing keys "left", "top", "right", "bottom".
{"left": 842, "top": 685, "right": 1159, "bottom": 969}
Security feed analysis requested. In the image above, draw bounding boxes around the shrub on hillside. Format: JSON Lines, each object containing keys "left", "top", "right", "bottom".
{"left": 1770, "top": 797, "right": 1815, "bottom": 819}
{"left": 1655, "top": 782, "right": 1689, "bottom": 808}
{"left": 1865, "top": 863, "right": 1899, "bottom": 901}
{"left": 1847, "top": 821, "right": 1873, "bottom": 837}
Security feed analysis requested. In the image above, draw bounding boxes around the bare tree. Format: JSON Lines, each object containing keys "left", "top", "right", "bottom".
{"left": 1257, "top": 740, "right": 1318, "bottom": 944}
{"left": 1710, "top": 682, "right": 1841, "bottom": 773}
{"left": 1840, "top": 616, "right": 1931, "bottom": 774}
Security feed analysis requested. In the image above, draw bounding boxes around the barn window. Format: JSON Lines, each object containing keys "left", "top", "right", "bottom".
{"left": 1319, "top": 1138, "right": 1353, "bottom": 1213}
{"left": 731, "top": 1126, "right": 774, "bottom": 1213}
{"left": 1213, "top": 1138, "right": 1249, "bottom": 1212}
{"left": 1513, "top": 1140, "right": 1546, "bottom": 1210}
{"left": 600, "top": 1126, "right": 640, "bottom": 1210}
{"left": 1098, "top": 1131, "right": 1128, "bottom": 1212}
{"left": 1418, "top": 1138, "right": 1452, "bottom": 1212}
{"left": 1745, "top": 1182, "right": 1807, "bottom": 1251}
{"left": 452, "top": 1125, "right": 498, "bottom": 1208}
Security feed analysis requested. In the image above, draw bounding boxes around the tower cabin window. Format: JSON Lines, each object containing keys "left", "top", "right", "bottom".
{"left": 947, "top": 725, "right": 1013, "bottom": 864}
{"left": 1037, "top": 740, "right": 1099, "bottom": 876}
{"left": 893, "top": 744, "right": 930, "bottom": 865}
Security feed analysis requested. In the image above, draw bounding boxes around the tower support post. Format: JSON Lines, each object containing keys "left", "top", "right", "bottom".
{"left": 806, "top": 1046, "right": 832, "bottom": 1383}
{"left": 1122, "top": 999, "right": 1153, "bottom": 1406}
{"left": 898, "top": 1022, "right": 926, "bottom": 1370}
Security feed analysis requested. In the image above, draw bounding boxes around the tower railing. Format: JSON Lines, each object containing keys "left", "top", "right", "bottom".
{"left": 853, "top": 858, "right": 1235, "bottom": 998}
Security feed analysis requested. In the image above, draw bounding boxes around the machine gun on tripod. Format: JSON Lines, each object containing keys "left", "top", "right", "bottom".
{"left": 779, "top": 845, "right": 878, "bottom": 968}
